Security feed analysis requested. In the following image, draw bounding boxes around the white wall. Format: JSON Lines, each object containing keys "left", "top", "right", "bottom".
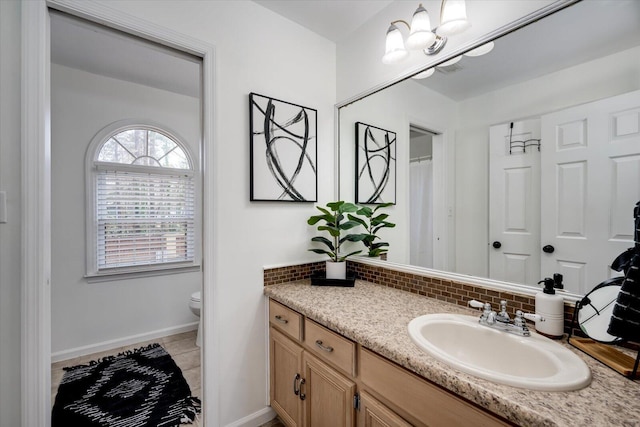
{"left": 84, "top": 1, "right": 337, "bottom": 425}
{"left": 50, "top": 64, "right": 202, "bottom": 355}
{"left": 339, "top": 80, "right": 457, "bottom": 264}
{"left": 0, "top": 0, "right": 22, "bottom": 425}
{"left": 454, "top": 45, "right": 640, "bottom": 278}
{"left": 336, "top": 0, "right": 556, "bottom": 102}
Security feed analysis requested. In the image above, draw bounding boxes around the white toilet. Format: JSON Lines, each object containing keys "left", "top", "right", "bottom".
{"left": 189, "top": 291, "right": 202, "bottom": 347}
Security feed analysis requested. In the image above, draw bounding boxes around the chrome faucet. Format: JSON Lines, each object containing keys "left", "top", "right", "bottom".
{"left": 468, "top": 300, "right": 534, "bottom": 337}
{"left": 496, "top": 300, "right": 510, "bottom": 323}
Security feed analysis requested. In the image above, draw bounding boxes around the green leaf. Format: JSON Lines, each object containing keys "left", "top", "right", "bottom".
{"left": 356, "top": 206, "right": 373, "bottom": 217}
{"left": 368, "top": 248, "right": 388, "bottom": 257}
{"left": 308, "top": 248, "right": 333, "bottom": 257}
{"left": 340, "top": 233, "right": 367, "bottom": 244}
{"left": 339, "top": 220, "right": 362, "bottom": 230}
{"left": 326, "top": 201, "right": 345, "bottom": 212}
{"left": 337, "top": 250, "right": 361, "bottom": 262}
{"left": 372, "top": 202, "right": 393, "bottom": 212}
{"left": 362, "top": 234, "right": 378, "bottom": 244}
{"left": 347, "top": 214, "right": 367, "bottom": 228}
{"left": 315, "top": 206, "right": 332, "bottom": 216}
{"left": 339, "top": 202, "right": 359, "bottom": 213}
{"left": 308, "top": 214, "right": 333, "bottom": 225}
{"left": 318, "top": 225, "right": 340, "bottom": 237}
{"left": 372, "top": 213, "right": 389, "bottom": 222}
{"left": 372, "top": 223, "right": 395, "bottom": 234}
{"left": 311, "top": 236, "right": 334, "bottom": 251}
{"left": 370, "top": 242, "right": 389, "bottom": 250}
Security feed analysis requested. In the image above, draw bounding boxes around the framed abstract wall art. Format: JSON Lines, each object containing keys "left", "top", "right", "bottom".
{"left": 355, "top": 122, "right": 396, "bottom": 204}
{"left": 249, "top": 93, "right": 317, "bottom": 202}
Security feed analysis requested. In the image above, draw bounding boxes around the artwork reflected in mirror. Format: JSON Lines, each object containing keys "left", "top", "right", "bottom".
{"left": 355, "top": 122, "right": 396, "bottom": 205}
{"left": 338, "top": 0, "right": 640, "bottom": 296}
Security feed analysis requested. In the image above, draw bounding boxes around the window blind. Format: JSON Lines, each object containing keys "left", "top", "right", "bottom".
{"left": 96, "top": 169, "right": 195, "bottom": 270}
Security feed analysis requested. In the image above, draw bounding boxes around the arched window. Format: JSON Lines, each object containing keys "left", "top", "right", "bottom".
{"left": 86, "top": 121, "right": 199, "bottom": 277}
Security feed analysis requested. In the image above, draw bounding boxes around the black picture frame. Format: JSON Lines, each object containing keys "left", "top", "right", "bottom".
{"left": 249, "top": 93, "right": 318, "bottom": 202}
{"left": 355, "top": 122, "right": 396, "bottom": 204}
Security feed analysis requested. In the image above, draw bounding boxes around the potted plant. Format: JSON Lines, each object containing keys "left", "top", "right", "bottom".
{"left": 349, "top": 202, "right": 396, "bottom": 258}
{"left": 308, "top": 201, "right": 366, "bottom": 279}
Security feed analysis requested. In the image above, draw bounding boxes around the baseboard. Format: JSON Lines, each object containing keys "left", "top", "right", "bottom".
{"left": 51, "top": 322, "right": 199, "bottom": 363}
{"left": 224, "top": 407, "right": 276, "bottom": 427}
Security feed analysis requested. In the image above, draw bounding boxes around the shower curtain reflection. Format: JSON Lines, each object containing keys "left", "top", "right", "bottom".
{"left": 410, "top": 158, "right": 433, "bottom": 268}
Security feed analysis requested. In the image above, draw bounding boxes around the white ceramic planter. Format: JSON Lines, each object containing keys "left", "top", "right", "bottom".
{"left": 325, "top": 261, "right": 346, "bottom": 280}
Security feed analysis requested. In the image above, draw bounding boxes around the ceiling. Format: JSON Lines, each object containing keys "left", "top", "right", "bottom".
{"left": 50, "top": 1, "right": 393, "bottom": 98}
{"left": 50, "top": 1, "right": 640, "bottom": 103}
{"left": 417, "top": 0, "right": 640, "bottom": 101}
{"left": 254, "top": 0, "right": 394, "bottom": 42}
{"left": 50, "top": 11, "right": 202, "bottom": 98}
{"left": 251, "top": 0, "right": 640, "bottom": 103}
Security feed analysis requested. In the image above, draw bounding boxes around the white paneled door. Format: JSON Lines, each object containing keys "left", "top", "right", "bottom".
{"left": 489, "top": 119, "right": 541, "bottom": 286}
{"left": 541, "top": 90, "right": 640, "bottom": 295}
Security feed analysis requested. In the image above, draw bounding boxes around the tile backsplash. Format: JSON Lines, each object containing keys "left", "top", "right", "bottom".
{"left": 263, "top": 261, "right": 325, "bottom": 286}
{"left": 264, "top": 260, "right": 578, "bottom": 335}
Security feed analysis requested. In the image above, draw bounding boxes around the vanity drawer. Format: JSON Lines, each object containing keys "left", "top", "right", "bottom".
{"left": 305, "top": 319, "right": 356, "bottom": 377}
{"left": 269, "top": 299, "right": 303, "bottom": 342}
{"left": 359, "top": 348, "right": 510, "bottom": 427}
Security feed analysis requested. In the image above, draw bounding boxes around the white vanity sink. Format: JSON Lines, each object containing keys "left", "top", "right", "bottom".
{"left": 408, "top": 313, "right": 591, "bottom": 391}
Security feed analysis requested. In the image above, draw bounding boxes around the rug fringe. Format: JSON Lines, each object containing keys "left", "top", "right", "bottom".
{"left": 62, "top": 343, "right": 162, "bottom": 371}
{"left": 181, "top": 396, "right": 202, "bottom": 424}
{"left": 167, "top": 396, "right": 201, "bottom": 426}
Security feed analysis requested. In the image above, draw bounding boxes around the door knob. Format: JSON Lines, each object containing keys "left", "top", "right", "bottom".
{"left": 492, "top": 241, "right": 502, "bottom": 249}
{"left": 543, "top": 245, "right": 555, "bottom": 253}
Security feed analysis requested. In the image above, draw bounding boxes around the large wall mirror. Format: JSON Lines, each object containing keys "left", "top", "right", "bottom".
{"left": 339, "top": 0, "right": 640, "bottom": 298}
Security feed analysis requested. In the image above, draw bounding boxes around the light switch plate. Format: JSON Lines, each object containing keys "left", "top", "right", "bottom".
{"left": 0, "top": 191, "right": 6, "bottom": 223}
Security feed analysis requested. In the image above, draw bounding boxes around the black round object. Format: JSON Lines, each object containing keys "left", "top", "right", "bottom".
{"left": 542, "top": 245, "right": 555, "bottom": 253}
{"left": 576, "top": 277, "right": 624, "bottom": 344}
{"left": 492, "top": 241, "right": 501, "bottom": 249}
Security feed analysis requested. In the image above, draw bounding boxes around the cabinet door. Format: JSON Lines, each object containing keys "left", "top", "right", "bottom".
{"left": 358, "top": 391, "right": 412, "bottom": 427}
{"left": 302, "top": 352, "right": 356, "bottom": 427}
{"left": 270, "top": 327, "right": 303, "bottom": 427}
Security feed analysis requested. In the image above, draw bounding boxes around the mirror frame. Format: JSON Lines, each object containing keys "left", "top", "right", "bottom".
{"left": 335, "top": 0, "right": 582, "bottom": 302}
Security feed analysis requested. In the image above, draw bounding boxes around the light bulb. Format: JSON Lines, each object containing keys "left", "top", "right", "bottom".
{"left": 438, "top": 0, "right": 471, "bottom": 36}
{"left": 382, "top": 23, "right": 409, "bottom": 64}
{"left": 406, "top": 4, "right": 436, "bottom": 50}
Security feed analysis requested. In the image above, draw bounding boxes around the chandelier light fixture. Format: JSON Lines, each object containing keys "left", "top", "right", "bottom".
{"left": 382, "top": 0, "right": 475, "bottom": 65}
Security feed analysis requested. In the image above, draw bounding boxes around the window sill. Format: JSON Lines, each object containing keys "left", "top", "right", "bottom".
{"left": 85, "top": 264, "right": 201, "bottom": 283}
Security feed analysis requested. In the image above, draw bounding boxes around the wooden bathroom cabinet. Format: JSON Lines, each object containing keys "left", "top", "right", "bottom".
{"left": 268, "top": 299, "right": 511, "bottom": 427}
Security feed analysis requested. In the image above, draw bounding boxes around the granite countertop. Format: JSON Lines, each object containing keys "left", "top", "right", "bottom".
{"left": 264, "top": 280, "right": 640, "bottom": 427}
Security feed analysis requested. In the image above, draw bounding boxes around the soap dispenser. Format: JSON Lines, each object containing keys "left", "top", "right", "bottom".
{"left": 534, "top": 277, "right": 564, "bottom": 338}
{"left": 553, "top": 273, "right": 564, "bottom": 291}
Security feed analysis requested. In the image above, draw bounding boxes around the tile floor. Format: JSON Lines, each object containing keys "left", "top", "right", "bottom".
{"left": 260, "top": 417, "right": 285, "bottom": 427}
{"left": 51, "top": 330, "right": 202, "bottom": 426}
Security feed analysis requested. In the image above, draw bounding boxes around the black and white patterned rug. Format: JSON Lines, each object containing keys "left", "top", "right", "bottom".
{"left": 52, "top": 343, "right": 200, "bottom": 427}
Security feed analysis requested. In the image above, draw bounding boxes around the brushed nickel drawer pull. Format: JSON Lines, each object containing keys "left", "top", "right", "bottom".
{"left": 315, "top": 340, "right": 334, "bottom": 353}
{"left": 299, "top": 378, "right": 306, "bottom": 401}
{"left": 293, "top": 373, "right": 300, "bottom": 395}
{"left": 274, "top": 315, "right": 288, "bottom": 324}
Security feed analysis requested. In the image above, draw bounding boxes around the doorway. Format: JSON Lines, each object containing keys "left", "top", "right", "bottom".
{"left": 49, "top": 9, "right": 204, "bottom": 419}
{"left": 21, "top": 2, "right": 216, "bottom": 425}
{"left": 409, "top": 125, "right": 437, "bottom": 268}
